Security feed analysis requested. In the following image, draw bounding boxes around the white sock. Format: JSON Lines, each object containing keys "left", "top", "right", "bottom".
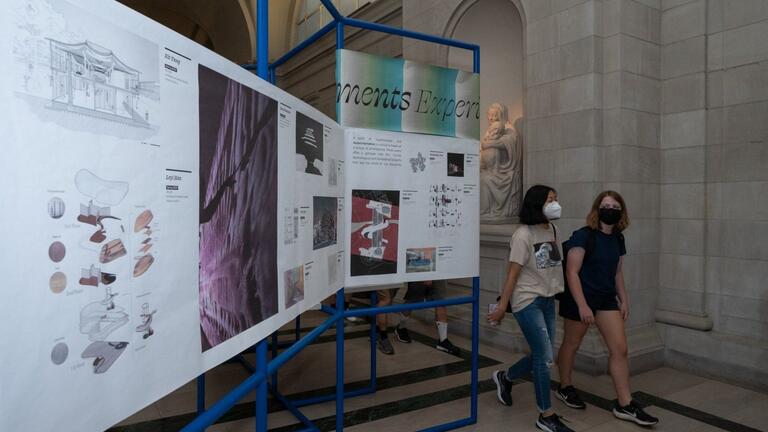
{"left": 436, "top": 321, "right": 448, "bottom": 341}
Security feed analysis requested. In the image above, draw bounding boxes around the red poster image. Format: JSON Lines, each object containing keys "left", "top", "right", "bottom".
{"left": 350, "top": 190, "right": 400, "bottom": 276}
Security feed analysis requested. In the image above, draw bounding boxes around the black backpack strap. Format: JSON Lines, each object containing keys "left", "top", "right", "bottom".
{"left": 584, "top": 227, "right": 597, "bottom": 260}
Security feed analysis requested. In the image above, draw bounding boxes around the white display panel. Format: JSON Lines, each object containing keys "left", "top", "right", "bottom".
{"left": 344, "top": 128, "right": 480, "bottom": 287}
{"left": 0, "top": 1, "right": 344, "bottom": 430}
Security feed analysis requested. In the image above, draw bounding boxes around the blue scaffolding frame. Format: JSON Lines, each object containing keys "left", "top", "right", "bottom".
{"left": 183, "top": 0, "right": 481, "bottom": 430}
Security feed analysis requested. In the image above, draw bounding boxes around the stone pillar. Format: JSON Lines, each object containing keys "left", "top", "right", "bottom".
{"left": 659, "top": 0, "right": 768, "bottom": 390}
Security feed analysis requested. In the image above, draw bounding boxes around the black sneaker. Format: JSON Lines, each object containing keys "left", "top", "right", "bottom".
{"left": 555, "top": 385, "right": 586, "bottom": 409}
{"left": 394, "top": 326, "right": 412, "bottom": 343}
{"left": 377, "top": 333, "right": 395, "bottom": 355}
{"left": 491, "top": 370, "right": 513, "bottom": 406}
{"left": 612, "top": 400, "right": 659, "bottom": 426}
{"left": 536, "top": 413, "right": 574, "bottom": 432}
{"left": 435, "top": 338, "right": 461, "bottom": 356}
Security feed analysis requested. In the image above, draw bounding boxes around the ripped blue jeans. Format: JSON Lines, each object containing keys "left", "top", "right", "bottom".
{"left": 507, "top": 296, "right": 556, "bottom": 412}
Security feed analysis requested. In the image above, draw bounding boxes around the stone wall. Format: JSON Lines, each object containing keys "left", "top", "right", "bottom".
{"left": 404, "top": 0, "right": 767, "bottom": 388}
{"left": 658, "top": 0, "right": 768, "bottom": 390}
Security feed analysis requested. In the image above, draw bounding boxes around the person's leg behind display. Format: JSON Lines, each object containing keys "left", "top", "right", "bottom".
{"left": 376, "top": 289, "right": 395, "bottom": 355}
{"left": 432, "top": 280, "right": 461, "bottom": 356}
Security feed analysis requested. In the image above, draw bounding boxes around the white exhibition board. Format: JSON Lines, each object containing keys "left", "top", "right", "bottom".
{"left": 344, "top": 129, "right": 480, "bottom": 287}
{"left": 0, "top": 1, "right": 344, "bottom": 431}
{"left": 0, "top": 1, "right": 480, "bottom": 431}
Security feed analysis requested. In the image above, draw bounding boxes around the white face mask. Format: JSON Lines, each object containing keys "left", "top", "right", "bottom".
{"left": 543, "top": 201, "right": 562, "bottom": 220}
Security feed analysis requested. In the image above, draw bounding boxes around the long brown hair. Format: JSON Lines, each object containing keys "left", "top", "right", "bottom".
{"left": 586, "top": 191, "right": 629, "bottom": 232}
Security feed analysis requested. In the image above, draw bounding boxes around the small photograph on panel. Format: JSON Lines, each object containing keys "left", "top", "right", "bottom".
{"left": 295, "top": 111, "right": 324, "bottom": 176}
{"left": 350, "top": 190, "right": 400, "bottom": 276}
{"left": 406, "top": 247, "right": 437, "bottom": 273}
{"left": 284, "top": 265, "right": 304, "bottom": 309}
{"left": 313, "top": 197, "right": 338, "bottom": 250}
{"left": 447, "top": 153, "right": 465, "bottom": 177}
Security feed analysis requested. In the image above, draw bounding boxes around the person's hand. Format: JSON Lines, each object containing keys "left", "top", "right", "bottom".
{"left": 619, "top": 299, "right": 629, "bottom": 321}
{"left": 578, "top": 304, "right": 595, "bottom": 325}
{"left": 487, "top": 303, "right": 506, "bottom": 324}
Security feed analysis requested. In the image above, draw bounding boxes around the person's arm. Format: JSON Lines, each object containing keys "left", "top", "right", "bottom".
{"left": 481, "top": 136, "right": 507, "bottom": 150}
{"left": 615, "top": 256, "right": 629, "bottom": 321}
{"left": 566, "top": 247, "right": 595, "bottom": 324}
{"left": 487, "top": 262, "right": 522, "bottom": 323}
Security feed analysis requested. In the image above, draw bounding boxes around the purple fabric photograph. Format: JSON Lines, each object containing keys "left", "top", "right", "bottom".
{"left": 198, "top": 65, "right": 278, "bottom": 352}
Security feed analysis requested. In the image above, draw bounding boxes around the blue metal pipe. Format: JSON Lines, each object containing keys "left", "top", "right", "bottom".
{"left": 255, "top": 341, "right": 268, "bottom": 432}
{"left": 320, "top": 304, "right": 336, "bottom": 315}
{"left": 370, "top": 291, "right": 378, "bottom": 391}
{"left": 335, "top": 289, "right": 345, "bottom": 431}
{"left": 346, "top": 295, "right": 475, "bottom": 317}
{"left": 295, "top": 315, "right": 302, "bottom": 341}
{"left": 270, "top": 332, "right": 279, "bottom": 389}
{"left": 473, "top": 47, "right": 480, "bottom": 74}
{"left": 196, "top": 375, "right": 205, "bottom": 416}
{"left": 256, "top": 0, "right": 268, "bottom": 79}
{"left": 470, "top": 277, "right": 480, "bottom": 423}
{"left": 270, "top": 21, "right": 336, "bottom": 70}
{"left": 341, "top": 17, "right": 478, "bottom": 52}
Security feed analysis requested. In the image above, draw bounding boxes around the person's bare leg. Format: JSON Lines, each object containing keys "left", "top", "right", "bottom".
{"left": 376, "top": 290, "right": 392, "bottom": 331}
{"left": 595, "top": 310, "right": 632, "bottom": 406}
{"left": 557, "top": 318, "right": 589, "bottom": 387}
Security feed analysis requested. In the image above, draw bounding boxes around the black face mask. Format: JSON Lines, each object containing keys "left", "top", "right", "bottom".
{"left": 598, "top": 208, "right": 622, "bottom": 225}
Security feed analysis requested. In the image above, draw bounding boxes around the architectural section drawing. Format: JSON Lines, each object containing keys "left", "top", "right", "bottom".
{"left": 13, "top": 0, "right": 160, "bottom": 138}
{"left": 350, "top": 190, "right": 400, "bottom": 276}
{"left": 198, "top": 65, "right": 278, "bottom": 352}
{"left": 429, "top": 184, "right": 463, "bottom": 229}
{"left": 313, "top": 196, "right": 338, "bottom": 250}
{"left": 48, "top": 40, "right": 155, "bottom": 127}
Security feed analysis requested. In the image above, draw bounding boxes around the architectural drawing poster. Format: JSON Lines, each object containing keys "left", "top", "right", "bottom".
{"left": 0, "top": 0, "right": 344, "bottom": 431}
{"left": 344, "top": 128, "right": 480, "bottom": 287}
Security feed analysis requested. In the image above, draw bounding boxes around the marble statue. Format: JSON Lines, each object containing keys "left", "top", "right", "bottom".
{"left": 480, "top": 103, "right": 522, "bottom": 222}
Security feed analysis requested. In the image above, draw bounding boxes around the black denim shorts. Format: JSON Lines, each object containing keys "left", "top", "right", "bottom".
{"left": 558, "top": 289, "right": 619, "bottom": 321}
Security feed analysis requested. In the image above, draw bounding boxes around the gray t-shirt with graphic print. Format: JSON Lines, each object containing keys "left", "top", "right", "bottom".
{"left": 508, "top": 224, "right": 564, "bottom": 312}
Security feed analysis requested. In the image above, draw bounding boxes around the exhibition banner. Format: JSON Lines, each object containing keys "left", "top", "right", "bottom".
{"left": 336, "top": 49, "right": 480, "bottom": 140}
{"left": 344, "top": 129, "right": 480, "bottom": 287}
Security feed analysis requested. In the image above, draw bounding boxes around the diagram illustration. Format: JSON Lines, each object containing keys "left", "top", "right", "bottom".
{"left": 135, "top": 303, "right": 156, "bottom": 339}
{"left": 350, "top": 190, "right": 400, "bottom": 276}
{"left": 78, "top": 286, "right": 130, "bottom": 374}
{"left": 133, "top": 210, "right": 155, "bottom": 277}
{"left": 409, "top": 152, "right": 426, "bottom": 173}
{"left": 428, "top": 184, "right": 463, "bottom": 229}
{"left": 61, "top": 167, "right": 156, "bottom": 374}
{"left": 81, "top": 341, "right": 128, "bottom": 374}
